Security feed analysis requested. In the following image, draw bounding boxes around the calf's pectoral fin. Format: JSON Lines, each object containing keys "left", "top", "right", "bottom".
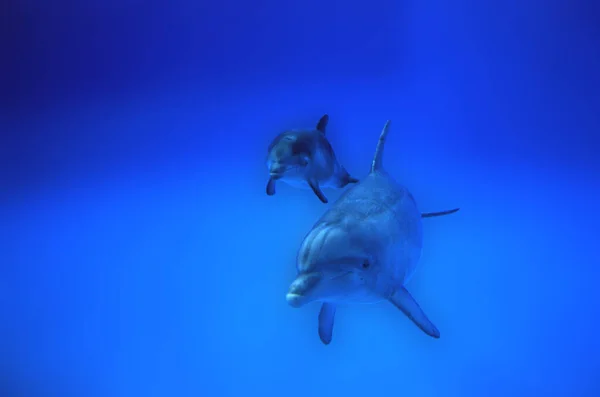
{"left": 337, "top": 169, "right": 360, "bottom": 188}
{"left": 266, "top": 178, "right": 276, "bottom": 196}
{"left": 318, "top": 302, "right": 336, "bottom": 345}
{"left": 308, "top": 179, "right": 328, "bottom": 203}
{"left": 388, "top": 286, "right": 440, "bottom": 338}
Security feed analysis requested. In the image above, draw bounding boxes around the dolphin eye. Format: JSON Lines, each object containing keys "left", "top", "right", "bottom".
{"left": 361, "top": 260, "right": 370, "bottom": 269}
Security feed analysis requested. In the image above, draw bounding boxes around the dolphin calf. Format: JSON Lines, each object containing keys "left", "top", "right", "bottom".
{"left": 285, "top": 120, "right": 459, "bottom": 344}
{"left": 265, "top": 114, "right": 359, "bottom": 203}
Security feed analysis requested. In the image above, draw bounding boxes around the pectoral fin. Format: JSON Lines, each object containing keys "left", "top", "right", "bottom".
{"left": 308, "top": 179, "right": 328, "bottom": 203}
{"left": 337, "top": 169, "right": 360, "bottom": 188}
{"left": 388, "top": 286, "right": 440, "bottom": 338}
{"left": 421, "top": 208, "right": 459, "bottom": 218}
{"left": 266, "top": 178, "right": 276, "bottom": 196}
{"left": 318, "top": 302, "right": 336, "bottom": 345}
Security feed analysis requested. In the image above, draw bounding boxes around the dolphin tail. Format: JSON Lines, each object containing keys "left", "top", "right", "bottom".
{"left": 421, "top": 208, "right": 460, "bottom": 218}
{"left": 371, "top": 120, "right": 391, "bottom": 173}
{"left": 388, "top": 286, "right": 440, "bottom": 338}
{"left": 318, "top": 302, "right": 336, "bottom": 345}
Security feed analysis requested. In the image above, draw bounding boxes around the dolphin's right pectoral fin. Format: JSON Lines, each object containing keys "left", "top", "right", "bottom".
{"left": 388, "top": 286, "right": 440, "bottom": 339}
{"left": 308, "top": 179, "right": 328, "bottom": 203}
{"left": 318, "top": 302, "right": 336, "bottom": 345}
{"left": 266, "top": 178, "right": 276, "bottom": 196}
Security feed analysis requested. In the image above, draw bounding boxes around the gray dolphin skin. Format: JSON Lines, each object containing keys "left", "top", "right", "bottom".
{"left": 265, "top": 114, "right": 359, "bottom": 203}
{"left": 285, "top": 120, "right": 459, "bottom": 345}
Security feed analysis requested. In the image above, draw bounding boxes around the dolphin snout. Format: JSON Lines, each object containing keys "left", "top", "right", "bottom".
{"left": 285, "top": 293, "right": 304, "bottom": 308}
{"left": 286, "top": 272, "right": 322, "bottom": 308}
{"left": 269, "top": 164, "right": 286, "bottom": 178}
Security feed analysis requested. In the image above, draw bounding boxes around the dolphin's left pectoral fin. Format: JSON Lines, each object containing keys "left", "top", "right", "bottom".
{"left": 308, "top": 179, "right": 328, "bottom": 203}
{"left": 421, "top": 208, "right": 460, "bottom": 218}
{"left": 266, "top": 178, "right": 276, "bottom": 196}
{"left": 318, "top": 302, "right": 336, "bottom": 345}
{"left": 337, "top": 170, "right": 360, "bottom": 188}
{"left": 388, "top": 287, "right": 440, "bottom": 338}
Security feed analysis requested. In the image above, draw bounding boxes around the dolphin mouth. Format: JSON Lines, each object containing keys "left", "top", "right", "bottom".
{"left": 285, "top": 293, "right": 305, "bottom": 308}
{"left": 286, "top": 271, "right": 323, "bottom": 308}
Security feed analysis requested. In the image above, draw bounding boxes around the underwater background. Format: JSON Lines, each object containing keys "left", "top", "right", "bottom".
{"left": 3, "top": 0, "right": 600, "bottom": 396}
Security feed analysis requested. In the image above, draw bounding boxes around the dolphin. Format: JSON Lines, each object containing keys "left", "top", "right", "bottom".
{"left": 265, "top": 114, "right": 359, "bottom": 203}
{"left": 285, "top": 120, "right": 459, "bottom": 344}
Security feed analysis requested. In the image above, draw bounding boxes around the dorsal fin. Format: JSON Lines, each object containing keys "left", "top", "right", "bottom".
{"left": 316, "top": 114, "right": 329, "bottom": 134}
{"left": 371, "top": 120, "right": 391, "bottom": 173}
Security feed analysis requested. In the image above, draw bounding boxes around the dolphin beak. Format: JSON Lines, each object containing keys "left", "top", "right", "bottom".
{"left": 285, "top": 293, "right": 305, "bottom": 308}
{"left": 268, "top": 162, "right": 283, "bottom": 176}
{"left": 286, "top": 272, "right": 322, "bottom": 308}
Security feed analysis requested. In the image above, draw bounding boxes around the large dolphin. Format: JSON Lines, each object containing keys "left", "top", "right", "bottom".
{"left": 265, "top": 114, "right": 359, "bottom": 203}
{"left": 285, "top": 120, "right": 459, "bottom": 344}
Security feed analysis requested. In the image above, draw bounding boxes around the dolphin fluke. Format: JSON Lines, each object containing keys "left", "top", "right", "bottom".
{"left": 388, "top": 286, "right": 440, "bottom": 338}
{"left": 318, "top": 303, "right": 336, "bottom": 345}
{"left": 421, "top": 208, "right": 460, "bottom": 218}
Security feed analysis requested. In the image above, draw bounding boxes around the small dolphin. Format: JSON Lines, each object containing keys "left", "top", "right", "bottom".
{"left": 265, "top": 114, "right": 359, "bottom": 203}
{"left": 285, "top": 120, "right": 459, "bottom": 345}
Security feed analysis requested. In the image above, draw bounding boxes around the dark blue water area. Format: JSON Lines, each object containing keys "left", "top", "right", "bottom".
{"left": 2, "top": 1, "right": 600, "bottom": 396}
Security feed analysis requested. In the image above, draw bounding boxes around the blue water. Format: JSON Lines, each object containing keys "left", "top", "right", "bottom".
{"left": 3, "top": 1, "right": 600, "bottom": 396}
